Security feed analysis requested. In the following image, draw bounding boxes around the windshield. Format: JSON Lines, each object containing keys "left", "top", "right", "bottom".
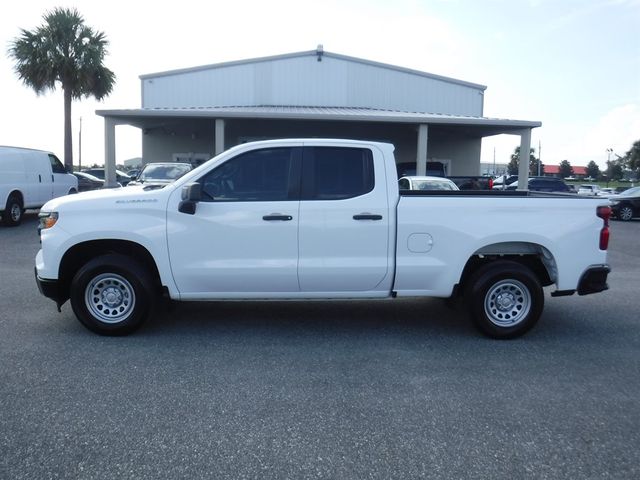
{"left": 139, "top": 164, "right": 191, "bottom": 182}
{"left": 618, "top": 186, "right": 640, "bottom": 196}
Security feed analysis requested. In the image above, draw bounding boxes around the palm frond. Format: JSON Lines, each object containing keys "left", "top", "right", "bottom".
{"left": 7, "top": 7, "right": 116, "bottom": 99}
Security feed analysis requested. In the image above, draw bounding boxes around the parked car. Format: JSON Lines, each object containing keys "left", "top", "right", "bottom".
{"left": 492, "top": 175, "right": 518, "bottom": 190}
{"left": 448, "top": 176, "right": 493, "bottom": 190}
{"left": 82, "top": 168, "right": 132, "bottom": 186}
{"left": 127, "top": 162, "right": 192, "bottom": 187}
{"left": 398, "top": 176, "right": 459, "bottom": 191}
{"left": 396, "top": 161, "right": 446, "bottom": 178}
{"left": 126, "top": 168, "right": 141, "bottom": 180}
{"left": 506, "top": 177, "right": 571, "bottom": 193}
{"left": 1, "top": 146, "right": 77, "bottom": 226}
{"left": 72, "top": 171, "right": 105, "bottom": 192}
{"left": 577, "top": 184, "right": 601, "bottom": 196}
{"left": 598, "top": 187, "right": 616, "bottom": 197}
{"left": 609, "top": 186, "right": 640, "bottom": 221}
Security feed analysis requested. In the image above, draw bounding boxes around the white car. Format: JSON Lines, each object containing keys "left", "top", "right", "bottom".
{"left": 598, "top": 188, "right": 616, "bottom": 197}
{"left": 577, "top": 184, "right": 601, "bottom": 196}
{"left": 1, "top": 146, "right": 78, "bottom": 226}
{"left": 398, "top": 176, "right": 459, "bottom": 191}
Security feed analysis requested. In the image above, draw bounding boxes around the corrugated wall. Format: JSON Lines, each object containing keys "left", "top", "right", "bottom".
{"left": 142, "top": 55, "right": 483, "bottom": 116}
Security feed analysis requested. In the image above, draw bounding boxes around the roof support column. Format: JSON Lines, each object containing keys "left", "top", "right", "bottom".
{"left": 416, "top": 124, "right": 429, "bottom": 176}
{"left": 104, "top": 117, "right": 118, "bottom": 188}
{"left": 215, "top": 119, "right": 225, "bottom": 155}
{"left": 517, "top": 128, "right": 532, "bottom": 190}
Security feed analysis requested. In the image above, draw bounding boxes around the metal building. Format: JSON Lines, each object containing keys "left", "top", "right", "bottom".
{"left": 97, "top": 47, "right": 540, "bottom": 186}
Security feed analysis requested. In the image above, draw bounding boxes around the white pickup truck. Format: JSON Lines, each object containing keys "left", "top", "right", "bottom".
{"left": 35, "top": 139, "right": 612, "bottom": 338}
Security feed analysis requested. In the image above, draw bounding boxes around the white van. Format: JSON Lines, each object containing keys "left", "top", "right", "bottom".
{"left": 1, "top": 146, "right": 78, "bottom": 226}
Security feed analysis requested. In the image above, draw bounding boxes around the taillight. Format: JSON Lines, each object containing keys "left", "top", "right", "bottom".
{"left": 597, "top": 206, "right": 611, "bottom": 250}
{"left": 488, "top": 177, "right": 493, "bottom": 189}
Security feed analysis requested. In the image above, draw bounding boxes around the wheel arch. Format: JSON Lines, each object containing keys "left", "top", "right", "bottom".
{"left": 58, "top": 239, "right": 163, "bottom": 304}
{"left": 457, "top": 241, "right": 557, "bottom": 293}
{"left": 4, "top": 190, "right": 24, "bottom": 208}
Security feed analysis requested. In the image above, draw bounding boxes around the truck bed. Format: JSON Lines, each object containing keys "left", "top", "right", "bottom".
{"left": 400, "top": 189, "right": 588, "bottom": 198}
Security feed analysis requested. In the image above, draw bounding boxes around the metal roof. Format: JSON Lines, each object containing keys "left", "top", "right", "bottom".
{"left": 139, "top": 50, "right": 487, "bottom": 91}
{"left": 97, "top": 105, "right": 540, "bottom": 130}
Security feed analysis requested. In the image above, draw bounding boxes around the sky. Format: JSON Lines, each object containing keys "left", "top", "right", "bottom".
{"left": 0, "top": 0, "right": 638, "bottom": 169}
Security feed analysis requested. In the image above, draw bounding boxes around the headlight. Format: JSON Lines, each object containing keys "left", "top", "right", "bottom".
{"left": 38, "top": 211, "right": 59, "bottom": 230}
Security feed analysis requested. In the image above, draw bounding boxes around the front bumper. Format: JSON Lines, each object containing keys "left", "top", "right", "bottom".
{"left": 577, "top": 265, "right": 610, "bottom": 296}
{"left": 34, "top": 267, "right": 67, "bottom": 311}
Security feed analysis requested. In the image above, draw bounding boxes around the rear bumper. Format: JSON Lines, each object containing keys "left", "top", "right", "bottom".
{"left": 577, "top": 265, "right": 610, "bottom": 296}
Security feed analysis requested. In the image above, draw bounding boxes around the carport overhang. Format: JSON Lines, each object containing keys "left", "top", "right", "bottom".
{"left": 96, "top": 106, "right": 541, "bottom": 189}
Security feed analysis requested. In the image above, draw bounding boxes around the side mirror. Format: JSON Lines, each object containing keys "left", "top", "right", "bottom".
{"left": 179, "top": 183, "right": 201, "bottom": 215}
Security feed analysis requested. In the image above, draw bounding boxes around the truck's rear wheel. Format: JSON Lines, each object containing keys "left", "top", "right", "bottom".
{"left": 70, "top": 254, "right": 155, "bottom": 335}
{"left": 3, "top": 194, "right": 23, "bottom": 227}
{"left": 466, "top": 261, "right": 543, "bottom": 339}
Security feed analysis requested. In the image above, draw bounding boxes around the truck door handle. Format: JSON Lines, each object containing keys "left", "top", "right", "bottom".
{"left": 353, "top": 214, "right": 383, "bottom": 220}
{"left": 263, "top": 214, "right": 293, "bottom": 221}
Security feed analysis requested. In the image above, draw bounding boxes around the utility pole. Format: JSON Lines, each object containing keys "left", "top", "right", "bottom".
{"left": 493, "top": 147, "right": 496, "bottom": 175}
{"left": 538, "top": 140, "right": 541, "bottom": 176}
{"left": 78, "top": 116, "right": 82, "bottom": 172}
{"left": 606, "top": 148, "right": 612, "bottom": 187}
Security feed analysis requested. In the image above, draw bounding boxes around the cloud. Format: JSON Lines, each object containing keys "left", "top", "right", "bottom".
{"left": 555, "top": 103, "right": 640, "bottom": 166}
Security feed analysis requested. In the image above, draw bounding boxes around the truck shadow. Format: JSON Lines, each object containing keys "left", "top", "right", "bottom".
{"left": 142, "top": 297, "right": 478, "bottom": 340}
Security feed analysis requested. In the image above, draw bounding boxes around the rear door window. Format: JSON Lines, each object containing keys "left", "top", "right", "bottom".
{"left": 302, "top": 147, "right": 374, "bottom": 200}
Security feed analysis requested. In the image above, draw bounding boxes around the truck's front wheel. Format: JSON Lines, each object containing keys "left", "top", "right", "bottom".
{"left": 466, "top": 261, "right": 543, "bottom": 339}
{"left": 70, "top": 254, "right": 155, "bottom": 335}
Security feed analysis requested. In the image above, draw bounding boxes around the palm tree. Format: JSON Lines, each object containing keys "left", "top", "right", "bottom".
{"left": 8, "top": 7, "right": 115, "bottom": 170}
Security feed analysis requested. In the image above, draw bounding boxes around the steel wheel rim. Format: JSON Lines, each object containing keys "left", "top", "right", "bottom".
{"left": 10, "top": 203, "right": 21, "bottom": 222}
{"left": 484, "top": 279, "right": 531, "bottom": 327}
{"left": 85, "top": 273, "right": 135, "bottom": 324}
{"left": 620, "top": 207, "right": 633, "bottom": 221}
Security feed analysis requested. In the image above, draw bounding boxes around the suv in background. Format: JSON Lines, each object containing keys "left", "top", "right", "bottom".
{"left": 127, "top": 162, "right": 192, "bottom": 187}
{"left": 506, "top": 177, "right": 571, "bottom": 193}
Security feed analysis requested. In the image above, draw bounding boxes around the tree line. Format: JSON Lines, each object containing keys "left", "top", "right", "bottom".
{"left": 507, "top": 141, "right": 640, "bottom": 181}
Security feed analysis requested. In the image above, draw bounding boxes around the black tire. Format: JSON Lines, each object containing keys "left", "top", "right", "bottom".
{"left": 3, "top": 194, "right": 23, "bottom": 227}
{"left": 70, "top": 254, "right": 156, "bottom": 335}
{"left": 617, "top": 205, "right": 634, "bottom": 221}
{"left": 466, "top": 260, "right": 544, "bottom": 339}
